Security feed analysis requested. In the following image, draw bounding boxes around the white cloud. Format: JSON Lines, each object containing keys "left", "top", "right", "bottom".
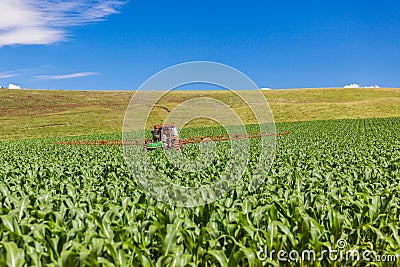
{"left": 260, "top": 87, "right": 272, "bottom": 90}
{"left": 0, "top": 27, "right": 64, "bottom": 46}
{"left": 35, "top": 72, "right": 100, "bottom": 80}
{"left": 8, "top": 83, "right": 22, "bottom": 89}
{"left": 0, "top": 0, "right": 126, "bottom": 47}
{"left": 344, "top": 83, "right": 361, "bottom": 88}
{"left": 0, "top": 71, "right": 19, "bottom": 79}
{"left": 344, "top": 83, "right": 380, "bottom": 88}
{"left": 363, "top": 85, "right": 380, "bottom": 88}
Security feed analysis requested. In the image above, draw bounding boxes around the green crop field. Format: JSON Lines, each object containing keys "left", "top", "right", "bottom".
{"left": 0, "top": 117, "right": 399, "bottom": 266}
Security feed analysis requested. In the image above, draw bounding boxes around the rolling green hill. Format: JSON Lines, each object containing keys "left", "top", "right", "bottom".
{"left": 0, "top": 88, "right": 399, "bottom": 140}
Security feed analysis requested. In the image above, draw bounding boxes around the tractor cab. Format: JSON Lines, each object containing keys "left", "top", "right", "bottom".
{"left": 145, "top": 124, "right": 181, "bottom": 151}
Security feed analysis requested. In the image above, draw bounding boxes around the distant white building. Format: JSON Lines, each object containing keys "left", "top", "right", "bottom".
{"left": 261, "top": 87, "right": 272, "bottom": 90}
{"left": 8, "top": 83, "right": 22, "bottom": 89}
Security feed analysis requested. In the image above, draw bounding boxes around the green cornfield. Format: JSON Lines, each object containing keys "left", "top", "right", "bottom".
{"left": 0, "top": 117, "right": 399, "bottom": 266}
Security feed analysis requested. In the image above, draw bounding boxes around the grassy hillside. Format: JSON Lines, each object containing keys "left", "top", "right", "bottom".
{"left": 0, "top": 88, "right": 399, "bottom": 140}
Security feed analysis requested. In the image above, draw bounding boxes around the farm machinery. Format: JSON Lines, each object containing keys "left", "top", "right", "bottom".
{"left": 145, "top": 124, "right": 182, "bottom": 151}
{"left": 54, "top": 124, "right": 290, "bottom": 149}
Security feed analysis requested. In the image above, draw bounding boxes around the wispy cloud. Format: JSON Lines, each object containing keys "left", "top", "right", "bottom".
{"left": 0, "top": 71, "right": 19, "bottom": 79}
{"left": 0, "top": 0, "right": 126, "bottom": 47}
{"left": 35, "top": 72, "right": 100, "bottom": 80}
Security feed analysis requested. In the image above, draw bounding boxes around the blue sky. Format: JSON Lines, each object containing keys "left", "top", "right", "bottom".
{"left": 0, "top": 0, "right": 399, "bottom": 90}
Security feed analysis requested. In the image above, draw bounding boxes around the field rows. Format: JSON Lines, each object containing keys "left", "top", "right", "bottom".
{"left": 0, "top": 118, "right": 399, "bottom": 266}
